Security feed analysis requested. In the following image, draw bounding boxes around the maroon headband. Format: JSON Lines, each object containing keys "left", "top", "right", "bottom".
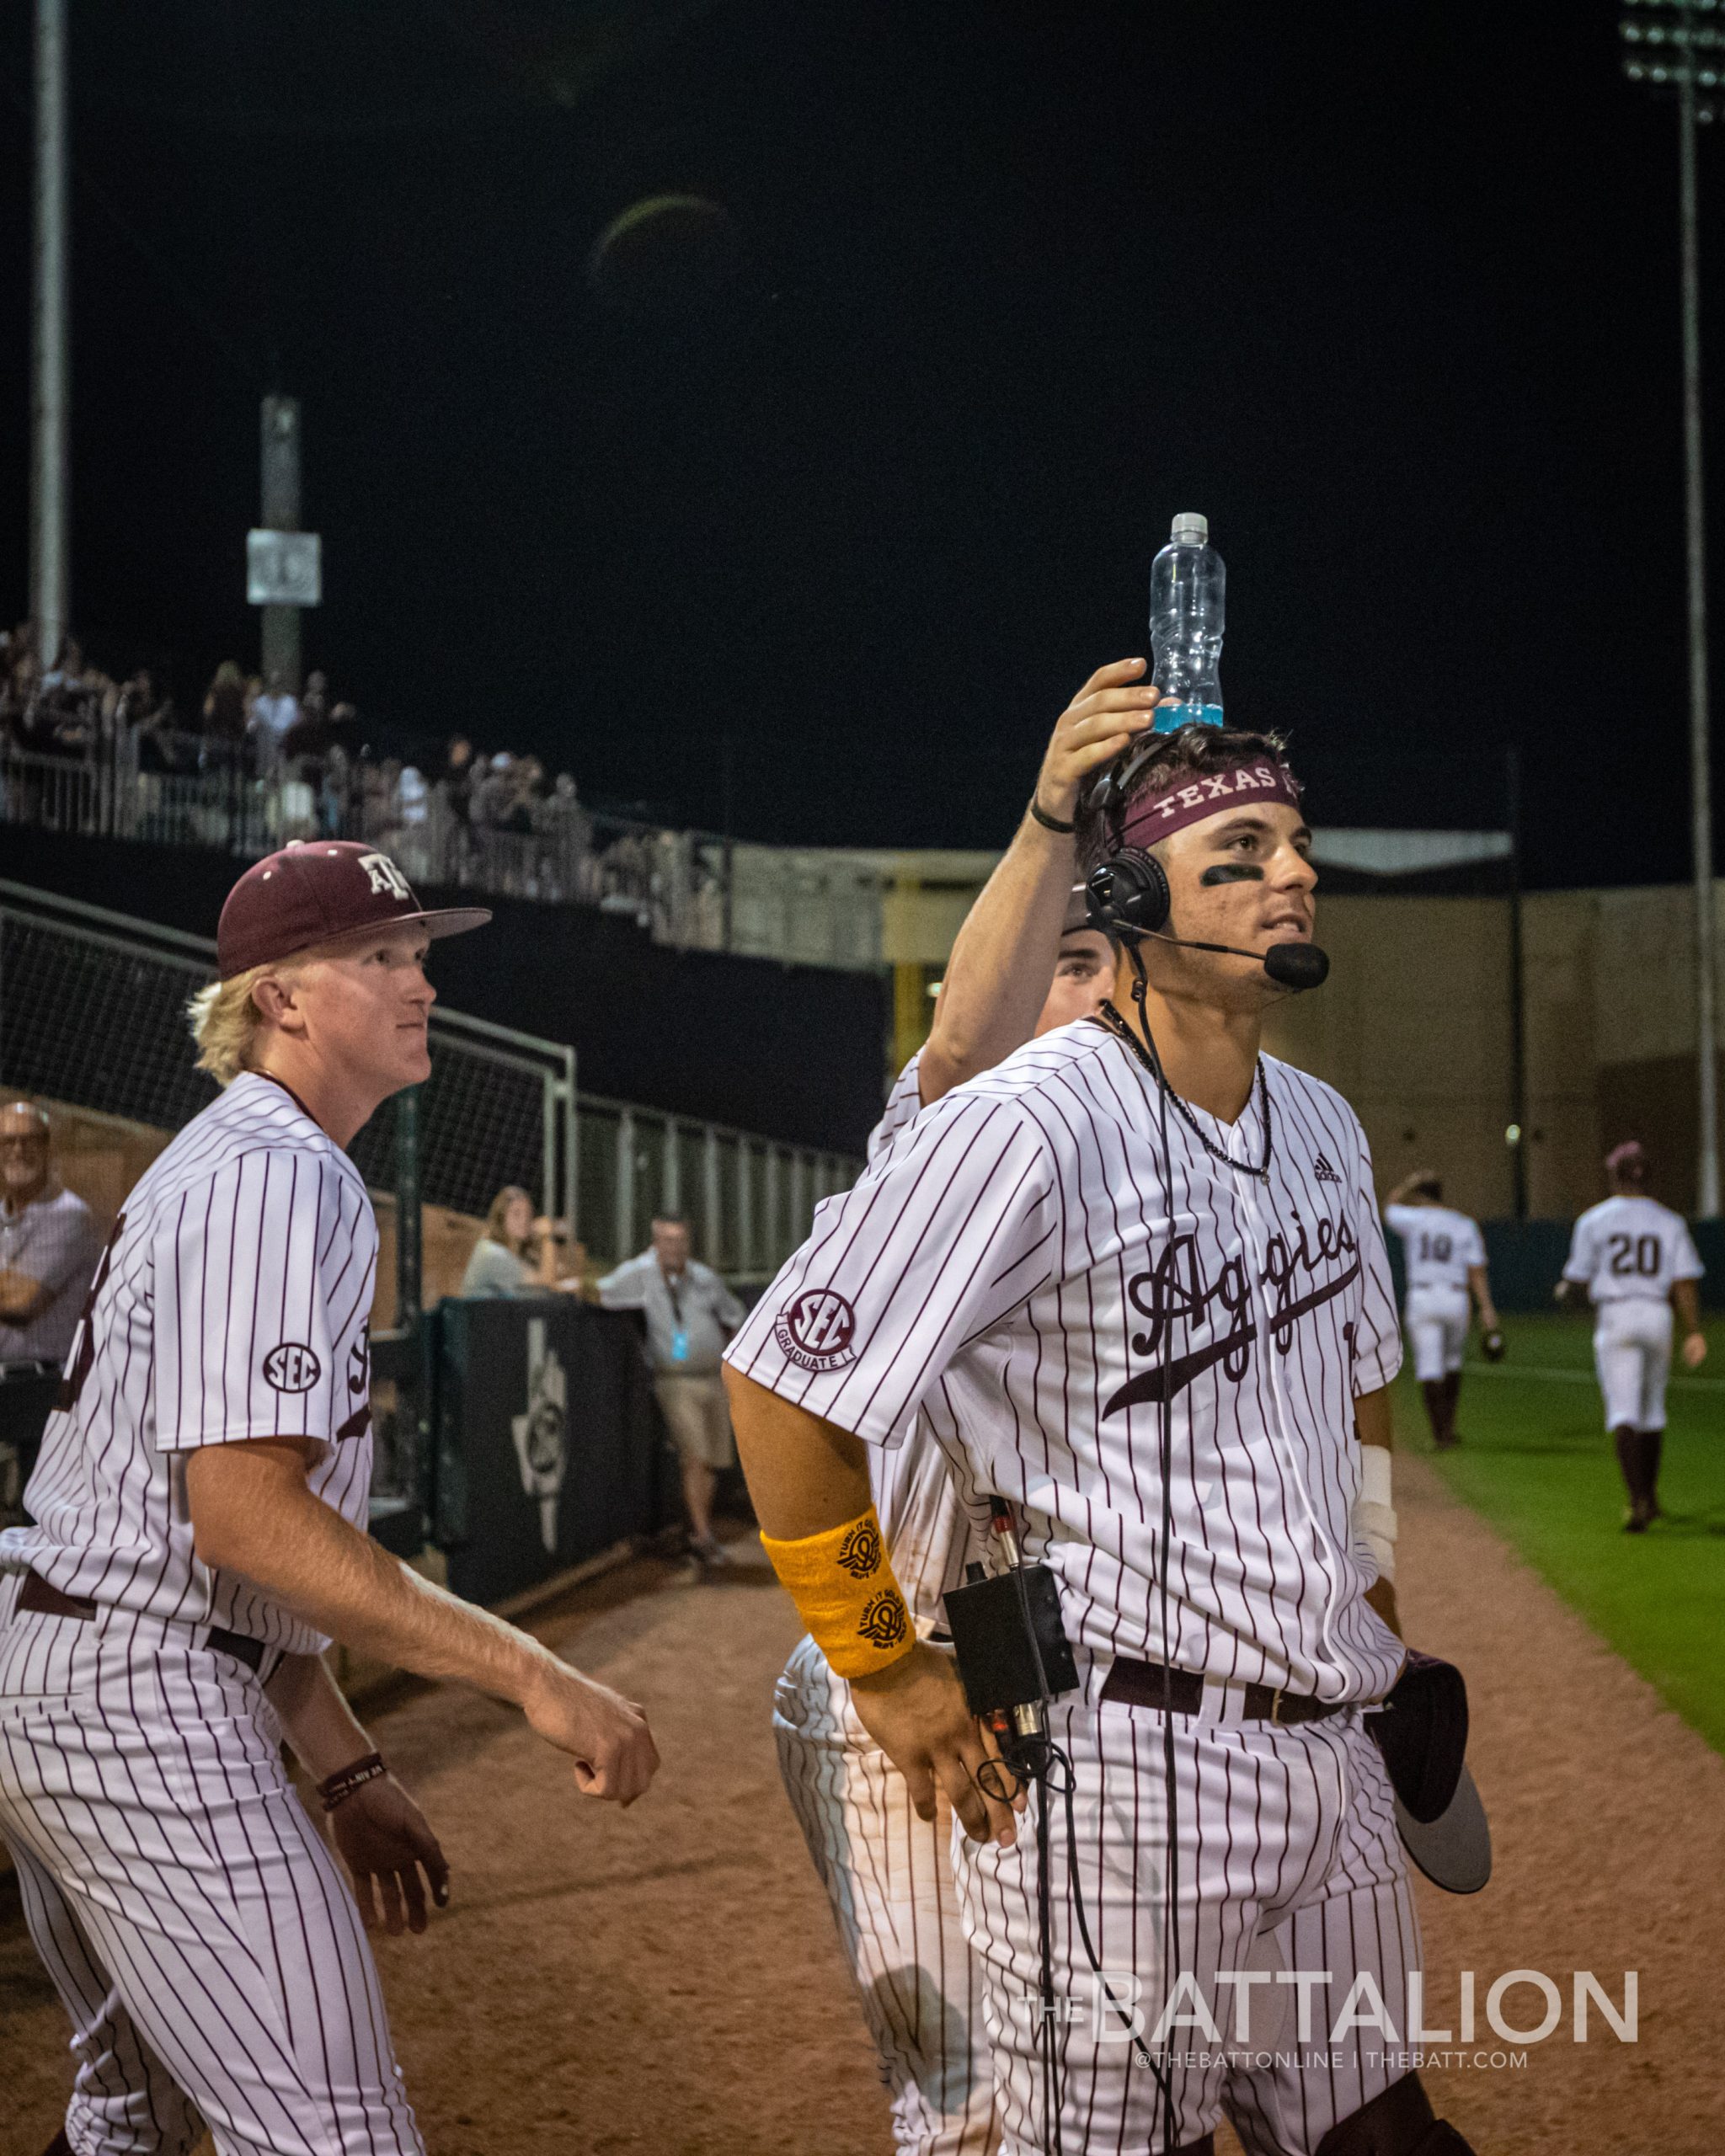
{"left": 1118, "top": 759, "right": 1304, "bottom": 851}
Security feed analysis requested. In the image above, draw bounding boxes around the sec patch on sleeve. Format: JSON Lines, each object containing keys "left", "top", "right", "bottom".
{"left": 773, "top": 1289, "right": 858, "bottom": 1372}
{"left": 263, "top": 1342, "right": 323, "bottom": 1393}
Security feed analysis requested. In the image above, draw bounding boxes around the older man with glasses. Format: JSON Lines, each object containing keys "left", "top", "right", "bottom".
{"left": 0, "top": 1100, "right": 100, "bottom": 1522}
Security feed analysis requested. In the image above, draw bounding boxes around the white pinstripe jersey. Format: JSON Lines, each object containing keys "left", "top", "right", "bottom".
{"left": 18, "top": 1072, "right": 379, "bottom": 1657}
{"left": 858, "top": 1052, "right": 989, "bottom": 1633}
{"left": 729, "top": 1020, "right": 1405, "bottom": 1701}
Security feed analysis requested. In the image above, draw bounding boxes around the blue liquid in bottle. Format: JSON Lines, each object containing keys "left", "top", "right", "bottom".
{"left": 1150, "top": 511, "right": 1225, "bottom": 733}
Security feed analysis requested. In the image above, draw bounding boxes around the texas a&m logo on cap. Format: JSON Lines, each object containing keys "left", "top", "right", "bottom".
{"left": 358, "top": 851, "right": 413, "bottom": 901}
{"left": 774, "top": 1287, "right": 858, "bottom": 1372}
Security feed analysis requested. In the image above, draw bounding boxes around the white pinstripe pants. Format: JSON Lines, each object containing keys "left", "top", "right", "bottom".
{"left": 0, "top": 1589, "right": 423, "bottom": 2156}
{"left": 955, "top": 1666, "right": 1422, "bottom": 2156}
{"left": 775, "top": 1634, "right": 1001, "bottom": 2155}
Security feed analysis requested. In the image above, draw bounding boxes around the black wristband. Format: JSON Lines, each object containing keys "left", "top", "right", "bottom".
{"left": 319, "top": 1751, "right": 387, "bottom": 1812}
{"left": 1028, "top": 795, "right": 1076, "bottom": 835}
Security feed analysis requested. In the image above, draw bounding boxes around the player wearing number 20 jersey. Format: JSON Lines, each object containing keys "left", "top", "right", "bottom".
{"left": 1562, "top": 1143, "right": 1706, "bottom": 1531}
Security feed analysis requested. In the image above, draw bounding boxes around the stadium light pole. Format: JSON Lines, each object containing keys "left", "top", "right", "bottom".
{"left": 30, "top": 0, "right": 70, "bottom": 668}
{"left": 1622, "top": 0, "right": 1722, "bottom": 1217}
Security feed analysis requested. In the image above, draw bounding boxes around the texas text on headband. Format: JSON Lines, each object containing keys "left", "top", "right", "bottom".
{"left": 1116, "top": 757, "right": 1304, "bottom": 853}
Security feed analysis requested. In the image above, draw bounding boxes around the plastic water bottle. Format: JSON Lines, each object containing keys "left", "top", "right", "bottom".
{"left": 1150, "top": 512, "right": 1225, "bottom": 731}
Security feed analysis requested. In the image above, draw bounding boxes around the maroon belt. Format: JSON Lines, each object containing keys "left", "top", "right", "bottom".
{"left": 18, "top": 1568, "right": 268, "bottom": 1678}
{"left": 1100, "top": 1655, "right": 1346, "bottom": 1726}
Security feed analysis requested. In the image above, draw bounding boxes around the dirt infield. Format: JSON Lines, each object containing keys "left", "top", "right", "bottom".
{"left": 4, "top": 1462, "right": 1722, "bottom": 2155}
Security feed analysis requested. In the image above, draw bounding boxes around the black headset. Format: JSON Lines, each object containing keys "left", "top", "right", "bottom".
{"left": 1083, "top": 848, "right": 1169, "bottom": 944}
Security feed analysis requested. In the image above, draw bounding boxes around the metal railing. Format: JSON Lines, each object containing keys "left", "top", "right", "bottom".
{"left": 0, "top": 879, "right": 860, "bottom": 1279}
{"left": 0, "top": 730, "right": 889, "bottom": 972}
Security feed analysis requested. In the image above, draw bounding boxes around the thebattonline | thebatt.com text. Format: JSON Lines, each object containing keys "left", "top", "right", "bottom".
{"left": 1009, "top": 1971, "right": 1638, "bottom": 2050}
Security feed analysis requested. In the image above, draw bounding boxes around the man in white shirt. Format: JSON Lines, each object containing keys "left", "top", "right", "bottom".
{"left": 1558, "top": 1140, "right": 1707, "bottom": 1531}
{"left": 599, "top": 1217, "right": 745, "bottom": 1566}
{"left": 1382, "top": 1171, "right": 1501, "bottom": 1449}
{"left": 250, "top": 669, "right": 302, "bottom": 763}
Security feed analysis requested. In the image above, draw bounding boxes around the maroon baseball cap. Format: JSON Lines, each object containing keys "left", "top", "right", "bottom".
{"left": 217, "top": 841, "right": 490, "bottom": 979}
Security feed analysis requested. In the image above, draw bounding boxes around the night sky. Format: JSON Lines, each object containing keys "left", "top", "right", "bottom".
{"left": 0, "top": 0, "right": 1719, "bottom": 889}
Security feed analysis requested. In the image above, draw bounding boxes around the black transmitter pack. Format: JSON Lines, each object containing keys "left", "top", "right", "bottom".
{"left": 942, "top": 1498, "right": 1079, "bottom": 1776}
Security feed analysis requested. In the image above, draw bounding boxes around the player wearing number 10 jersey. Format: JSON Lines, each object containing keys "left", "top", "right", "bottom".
{"left": 1558, "top": 1141, "right": 1706, "bottom": 1532}
{"left": 1382, "top": 1174, "right": 1501, "bottom": 1451}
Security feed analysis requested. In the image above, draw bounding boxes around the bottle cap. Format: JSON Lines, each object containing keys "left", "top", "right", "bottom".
{"left": 1170, "top": 512, "right": 1209, "bottom": 546}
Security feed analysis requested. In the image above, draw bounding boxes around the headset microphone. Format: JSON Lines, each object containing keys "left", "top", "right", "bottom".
{"left": 1143, "top": 926, "right": 1330, "bottom": 990}
{"left": 1263, "top": 940, "right": 1330, "bottom": 990}
{"left": 1085, "top": 851, "right": 1331, "bottom": 993}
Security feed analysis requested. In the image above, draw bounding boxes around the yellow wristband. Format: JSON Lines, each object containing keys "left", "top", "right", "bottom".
{"left": 760, "top": 1506, "right": 914, "bottom": 1679}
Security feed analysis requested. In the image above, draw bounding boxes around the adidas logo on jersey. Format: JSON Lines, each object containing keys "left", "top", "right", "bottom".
{"left": 1312, "top": 1153, "right": 1343, "bottom": 1185}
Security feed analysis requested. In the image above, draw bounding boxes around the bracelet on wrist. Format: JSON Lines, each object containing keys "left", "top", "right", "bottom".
{"left": 318, "top": 1751, "right": 387, "bottom": 1812}
{"left": 1028, "top": 795, "right": 1076, "bottom": 835}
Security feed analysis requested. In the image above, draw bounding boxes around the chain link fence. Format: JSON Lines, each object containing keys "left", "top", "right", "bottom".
{"left": 0, "top": 882, "right": 860, "bottom": 1280}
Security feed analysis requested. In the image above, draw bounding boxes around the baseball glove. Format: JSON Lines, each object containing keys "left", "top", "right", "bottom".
{"left": 1480, "top": 1328, "right": 1506, "bottom": 1364}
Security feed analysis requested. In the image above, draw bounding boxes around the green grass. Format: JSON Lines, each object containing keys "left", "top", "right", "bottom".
{"left": 1389, "top": 1312, "right": 1725, "bottom": 1756}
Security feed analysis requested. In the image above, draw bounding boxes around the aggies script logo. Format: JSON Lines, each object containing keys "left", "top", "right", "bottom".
{"left": 1105, "top": 1212, "right": 1360, "bottom": 1419}
{"left": 774, "top": 1288, "right": 859, "bottom": 1372}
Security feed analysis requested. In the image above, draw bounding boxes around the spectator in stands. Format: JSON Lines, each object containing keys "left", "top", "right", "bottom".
{"left": 116, "top": 670, "right": 186, "bottom": 773}
{"left": 30, "top": 639, "right": 99, "bottom": 758}
{"left": 597, "top": 1214, "right": 745, "bottom": 1569}
{"left": 280, "top": 697, "right": 333, "bottom": 771}
{"left": 393, "top": 764, "right": 431, "bottom": 877}
{"left": 251, "top": 669, "right": 301, "bottom": 761}
{"left": 472, "top": 750, "right": 516, "bottom": 830}
{"left": 328, "top": 699, "right": 363, "bottom": 763}
{"left": 201, "top": 660, "right": 248, "bottom": 750}
{"left": 317, "top": 742, "right": 353, "bottom": 837}
{"left": 537, "top": 773, "right": 594, "bottom": 899}
{"left": 440, "top": 735, "right": 475, "bottom": 820}
{"left": 460, "top": 1186, "right": 578, "bottom": 1296}
{"left": 4, "top": 624, "right": 40, "bottom": 731}
{"left": 299, "top": 668, "right": 329, "bottom": 733}
{"left": 0, "top": 1101, "right": 100, "bottom": 1373}
{"left": 361, "top": 756, "right": 399, "bottom": 836}
{"left": 37, "top": 637, "right": 81, "bottom": 701}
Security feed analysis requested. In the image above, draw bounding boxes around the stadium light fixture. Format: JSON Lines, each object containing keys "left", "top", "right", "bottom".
{"left": 1620, "top": 0, "right": 1722, "bottom": 1217}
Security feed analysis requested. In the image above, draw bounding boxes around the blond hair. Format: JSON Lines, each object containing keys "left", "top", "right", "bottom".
{"left": 186, "top": 958, "right": 303, "bottom": 1086}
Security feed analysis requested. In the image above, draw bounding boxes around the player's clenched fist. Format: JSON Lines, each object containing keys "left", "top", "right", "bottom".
{"left": 1031, "top": 658, "right": 1167, "bottom": 827}
{"left": 849, "top": 1641, "right": 1023, "bottom": 1848}
{"left": 523, "top": 1659, "right": 660, "bottom": 1805}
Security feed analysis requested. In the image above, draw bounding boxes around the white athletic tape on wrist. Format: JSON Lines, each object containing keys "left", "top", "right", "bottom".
{"left": 1354, "top": 1446, "right": 1397, "bottom": 1583}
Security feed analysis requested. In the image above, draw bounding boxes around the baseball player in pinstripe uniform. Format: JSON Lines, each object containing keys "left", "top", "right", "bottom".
{"left": 0, "top": 841, "right": 658, "bottom": 2156}
{"left": 728, "top": 676, "right": 1472, "bottom": 2155}
{"left": 1557, "top": 1139, "right": 1707, "bottom": 1530}
{"left": 1381, "top": 1174, "right": 1502, "bottom": 1451}
{"left": 775, "top": 670, "right": 1130, "bottom": 2154}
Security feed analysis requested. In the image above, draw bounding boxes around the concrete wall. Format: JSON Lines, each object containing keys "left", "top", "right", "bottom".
{"left": 1263, "top": 882, "right": 1725, "bottom": 1218}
